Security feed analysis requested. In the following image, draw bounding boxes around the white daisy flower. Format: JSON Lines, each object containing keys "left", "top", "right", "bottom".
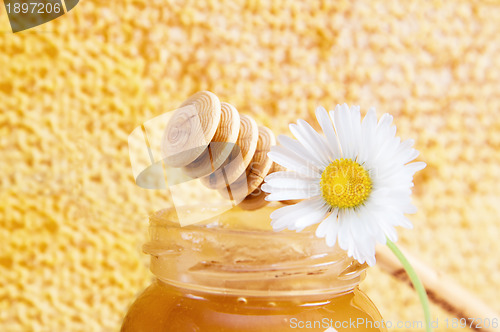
{"left": 262, "top": 104, "right": 426, "bottom": 266}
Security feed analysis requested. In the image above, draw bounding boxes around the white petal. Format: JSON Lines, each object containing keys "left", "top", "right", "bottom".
{"left": 377, "top": 113, "right": 394, "bottom": 132}
{"left": 265, "top": 170, "right": 320, "bottom": 181}
{"left": 270, "top": 197, "right": 327, "bottom": 231}
{"left": 344, "top": 214, "right": 360, "bottom": 258}
{"left": 399, "top": 216, "right": 414, "bottom": 229}
{"left": 377, "top": 218, "right": 398, "bottom": 242}
{"left": 320, "top": 212, "right": 340, "bottom": 247}
{"left": 315, "top": 106, "right": 341, "bottom": 159}
{"left": 405, "top": 161, "right": 426, "bottom": 174}
{"left": 374, "top": 139, "right": 418, "bottom": 169}
{"left": 373, "top": 169, "right": 416, "bottom": 188}
{"left": 381, "top": 208, "right": 414, "bottom": 229}
{"left": 270, "top": 196, "right": 324, "bottom": 220}
{"left": 264, "top": 175, "right": 319, "bottom": 191}
{"left": 362, "top": 201, "right": 399, "bottom": 242}
{"left": 401, "top": 149, "right": 419, "bottom": 164}
{"left": 392, "top": 140, "right": 418, "bottom": 162}
{"left": 366, "top": 114, "right": 397, "bottom": 167}
{"left": 315, "top": 219, "right": 330, "bottom": 238}
{"left": 292, "top": 204, "right": 329, "bottom": 232}
{"left": 357, "top": 205, "right": 387, "bottom": 244}
{"left": 331, "top": 105, "right": 354, "bottom": 159}
{"left": 277, "top": 135, "right": 325, "bottom": 169}
{"left": 289, "top": 120, "right": 331, "bottom": 167}
{"left": 270, "top": 202, "right": 319, "bottom": 231}
{"left": 336, "top": 210, "right": 351, "bottom": 251}
{"left": 358, "top": 107, "right": 378, "bottom": 163}
{"left": 264, "top": 186, "right": 320, "bottom": 201}
{"left": 401, "top": 202, "right": 418, "bottom": 214}
{"left": 315, "top": 209, "right": 338, "bottom": 238}
{"left": 383, "top": 224, "right": 398, "bottom": 242}
{"left": 268, "top": 146, "right": 322, "bottom": 177}
{"left": 369, "top": 188, "right": 416, "bottom": 213}
{"left": 398, "top": 138, "right": 415, "bottom": 152}
{"left": 344, "top": 209, "right": 375, "bottom": 263}
{"left": 349, "top": 105, "right": 362, "bottom": 160}
{"left": 365, "top": 254, "right": 377, "bottom": 266}
{"left": 371, "top": 135, "right": 400, "bottom": 167}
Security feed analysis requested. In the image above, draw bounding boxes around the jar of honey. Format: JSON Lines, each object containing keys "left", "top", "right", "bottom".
{"left": 121, "top": 206, "right": 386, "bottom": 331}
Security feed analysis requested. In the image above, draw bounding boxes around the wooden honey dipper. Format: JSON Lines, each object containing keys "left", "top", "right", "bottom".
{"left": 162, "top": 91, "right": 280, "bottom": 210}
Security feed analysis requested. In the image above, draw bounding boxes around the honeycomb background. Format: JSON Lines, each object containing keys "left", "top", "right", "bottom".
{"left": 1, "top": 0, "right": 500, "bottom": 331}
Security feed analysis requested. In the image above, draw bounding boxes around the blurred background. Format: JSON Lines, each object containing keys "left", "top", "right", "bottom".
{"left": 1, "top": 0, "right": 500, "bottom": 331}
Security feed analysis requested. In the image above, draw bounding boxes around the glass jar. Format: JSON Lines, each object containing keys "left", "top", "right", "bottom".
{"left": 121, "top": 206, "right": 386, "bottom": 331}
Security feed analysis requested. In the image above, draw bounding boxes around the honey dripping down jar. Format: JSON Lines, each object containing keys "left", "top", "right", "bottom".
{"left": 122, "top": 92, "right": 386, "bottom": 331}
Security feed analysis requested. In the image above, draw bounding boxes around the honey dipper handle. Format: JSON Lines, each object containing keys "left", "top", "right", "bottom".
{"left": 376, "top": 245, "right": 500, "bottom": 332}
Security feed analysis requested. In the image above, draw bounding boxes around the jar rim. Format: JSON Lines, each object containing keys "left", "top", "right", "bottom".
{"left": 145, "top": 205, "right": 368, "bottom": 296}
{"left": 149, "top": 204, "right": 318, "bottom": 236}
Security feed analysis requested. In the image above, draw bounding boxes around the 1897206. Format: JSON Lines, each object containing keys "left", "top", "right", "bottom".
{"left": 2, "top": 0, "right": 79, "bottom": 33}
{"left": 444, "top": 317, "right": 498, "bottom": 329}
{"left": 5, "top": 1, "right": 63, "bottom": 14}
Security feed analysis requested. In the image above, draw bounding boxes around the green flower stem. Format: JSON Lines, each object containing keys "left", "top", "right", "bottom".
{"left": 386, "top": 239, "right": 433, "bottom": 332}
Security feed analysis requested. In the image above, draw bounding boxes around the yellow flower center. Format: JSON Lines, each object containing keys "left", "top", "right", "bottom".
{"left": 320, "top": 158, "right": 372, "bottom": 209}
